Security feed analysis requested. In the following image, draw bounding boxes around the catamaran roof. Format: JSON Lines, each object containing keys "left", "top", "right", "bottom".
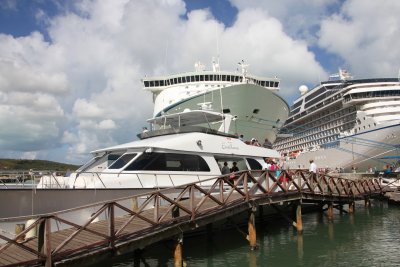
{"left": 91, "top": 132, "right": 280, "bottom": 158}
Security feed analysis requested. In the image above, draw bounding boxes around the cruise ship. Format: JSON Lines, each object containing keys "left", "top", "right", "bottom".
{"left": 142, "top": 59, "right": 289, "bottom": 143}
{"left": 273, "top": 69, "right": 400, "bottom": 172}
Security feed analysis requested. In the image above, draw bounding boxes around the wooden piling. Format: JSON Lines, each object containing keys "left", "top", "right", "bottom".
{"left": 248, "top": 206, "right": 257, "bottom": 250}
{"left": 349, "top": 202, "right": 355, "bottom": 214}
{"left": 174, "top": 234, "right": 183, "bottom": 267}
{"left": 327, "top": 203, "right": 334, "bottom": 221}
{"left": 296, "top": 203, "right": 303, "bottom": 234}
{"left": 15, "top": 224, "right": 25, "bottom": 243}
{"left": 131, "top": 196, "right": 139, "bottom": 212}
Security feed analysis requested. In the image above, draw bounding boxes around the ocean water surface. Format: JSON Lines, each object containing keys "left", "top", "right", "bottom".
{"left": 99, "top": 201, "right": 399, "bottom": 267}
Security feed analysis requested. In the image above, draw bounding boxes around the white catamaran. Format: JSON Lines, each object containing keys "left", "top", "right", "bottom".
{"left": 1, "top": 110, "right": 280, "bottom": 218}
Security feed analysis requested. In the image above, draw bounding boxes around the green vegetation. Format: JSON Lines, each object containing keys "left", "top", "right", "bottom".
{"left": 0, "top": 158, "right": 80, "bottom": 171}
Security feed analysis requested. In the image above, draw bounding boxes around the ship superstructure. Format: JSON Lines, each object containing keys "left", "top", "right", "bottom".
{"left": 142, "top": 59, "right": 289, "bottom": 143}
{"left": 274, "top": 69, "right": 400, "bottom": 172}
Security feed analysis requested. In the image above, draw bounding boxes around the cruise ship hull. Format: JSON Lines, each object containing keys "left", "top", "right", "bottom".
{"left": 157, "top": 84, "right": 289, "bottom": 143}
{"left": 285, "top": 123, "right": 400, "bottom": 172}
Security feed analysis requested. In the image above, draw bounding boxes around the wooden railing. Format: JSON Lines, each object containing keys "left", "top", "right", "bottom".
{"left": 0, "top": 170, "right": 382, "bottom": 266}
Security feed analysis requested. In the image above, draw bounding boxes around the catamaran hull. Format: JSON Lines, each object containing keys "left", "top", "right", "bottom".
{"left": 157, "top": 84, "right": 289, "bottom": 143}
{"left": 0, "top": 188, "right": 158, "bottom": 218}
{"left": 284, "top": 123, "right": 400, "bottom": 172}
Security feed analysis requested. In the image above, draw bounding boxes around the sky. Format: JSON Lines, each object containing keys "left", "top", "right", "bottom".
{"left": 0, "top": 0, "right": 399, "bottom": 164}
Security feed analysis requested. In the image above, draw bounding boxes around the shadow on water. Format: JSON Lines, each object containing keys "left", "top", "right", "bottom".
{"left": 97, "top": 200, "right": 400, "bottom": 267}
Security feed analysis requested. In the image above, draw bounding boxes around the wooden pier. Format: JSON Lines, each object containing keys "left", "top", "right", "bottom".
{"left": 0, "top": 170, "right": 383, "bottom": 266}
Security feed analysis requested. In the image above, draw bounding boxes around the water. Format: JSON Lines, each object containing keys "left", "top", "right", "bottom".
{"left": 101, "top": 201, "right": 400, "bottom": 267}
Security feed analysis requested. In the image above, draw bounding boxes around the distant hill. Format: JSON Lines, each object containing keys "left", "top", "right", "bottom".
{"left": 0, "top": 159, "right": 80, "bottom": 171}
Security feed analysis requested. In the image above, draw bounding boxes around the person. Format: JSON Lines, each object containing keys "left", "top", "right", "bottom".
{"left": 221, "top": 162, "right": 230, "bottom": 174}
{"left": 142, "top": 127, "right": 149, "bottom": 133}
{"left": 351, "top": 166, "right": 357, "bottom": 173}
{"left": 250, "top": 138, "right": 261, "bottom": 146}
{"left": 309, "top": 159, "right": 317, "bottom": 173}
{"left": 384, "top": 164, "right": 391, "bottom": 175}
{"left": 269, "top": 160, "right": 278, "bottom": 171}
{"left": 263, "top": 138, "right": 272, "bottom": 149}
{"left": 230, "top": 162, "right": 239, "bottom": 172}
{"left": 239, "top": 134, "right": 244, "bottom": 142}
{"left": 367, "top": 165, "right": 373, "bottom": 173}
{"left": 263, "top": 158, "right": 271, "bottom": 170}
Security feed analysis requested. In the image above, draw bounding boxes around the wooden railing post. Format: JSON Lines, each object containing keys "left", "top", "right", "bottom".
{"left": 40, "top": 217, "right": 52, "bottom": 267}
{"left": 108, "top": 204, "right": 115, "bottom": 249}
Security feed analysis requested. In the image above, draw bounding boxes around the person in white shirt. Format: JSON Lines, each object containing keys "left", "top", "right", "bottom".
{"left": 263, "top": 158, "right": 271, "bottom": 170}
{"left": 309, "top": 159, "right": 317, "bottom": 173}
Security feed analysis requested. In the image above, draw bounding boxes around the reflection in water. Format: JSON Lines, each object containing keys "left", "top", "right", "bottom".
{"left": 248, "top": 251, "right": 257, "bottom": 267}
{"left": 297, "top": 234, "right": 304, "bottom": 260}
{"left": 105, "top": 202, "right": 400, "bottom": 267}
{"left": 328, "top": 222, "right": 334, "bottom": 240}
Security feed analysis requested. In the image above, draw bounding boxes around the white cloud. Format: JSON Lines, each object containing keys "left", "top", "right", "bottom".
{"left": 318, "top": 0, "right": 400, "bottom": 77}
{"left": 0, "top": 0, "right": 327, "bottom": 163}
{"left": 98, "top": 119, "right": 116, "bottom": 130}
{"left": 8, "top": 0, "right": 387, "bottom": 164}
{"left": 230, "top": 0, "right": 340, "bottom": 43}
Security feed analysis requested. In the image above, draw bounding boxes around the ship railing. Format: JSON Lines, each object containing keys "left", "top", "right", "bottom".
{"left": 39, "top": 171, "right": 216, "bottom": 189}
{"left": 0, "top": 170, "right": 46, "bottom": 189}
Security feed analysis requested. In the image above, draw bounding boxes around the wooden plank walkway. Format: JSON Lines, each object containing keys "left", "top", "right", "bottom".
{"left": 0, "top": 170, "right": 383, "bottom": 266}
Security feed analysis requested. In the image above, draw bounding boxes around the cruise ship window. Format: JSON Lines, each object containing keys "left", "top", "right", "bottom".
{"left": 195, "top": 75, "right": 199, "bottom": 82}
{"left": 200, "top": 75, "right": 204, "bottom": 81}
{"left": 205, "top": 75, "right": 209, "bottom": 81}
{"left": 174, "top": 78, "right": 178, "bottom": 84}
{"left": 150, "top": 81, "right": 154, "bottom": 87}
{"left": 144, "top": 81, "right": 149, "bottom": 87}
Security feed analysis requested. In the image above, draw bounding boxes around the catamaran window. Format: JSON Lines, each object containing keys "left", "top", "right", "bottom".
{"left": 107, "top": 153, "right": 124, "bottom": 167}
{"left": 124, "top": 153, "right": 210, "bottom": 172}
{"left": 108, "top": 153, "right": 138, "bottom": 169}
{"left": 246, "top": 158, "right": 262, "bottom": 170}
{"left": 214, "top": 157, "right": 249, "bottom": 172}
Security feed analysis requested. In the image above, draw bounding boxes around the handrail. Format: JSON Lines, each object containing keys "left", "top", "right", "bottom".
{"left": 0, "top": 170, "right": 383, "bottom": 266}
